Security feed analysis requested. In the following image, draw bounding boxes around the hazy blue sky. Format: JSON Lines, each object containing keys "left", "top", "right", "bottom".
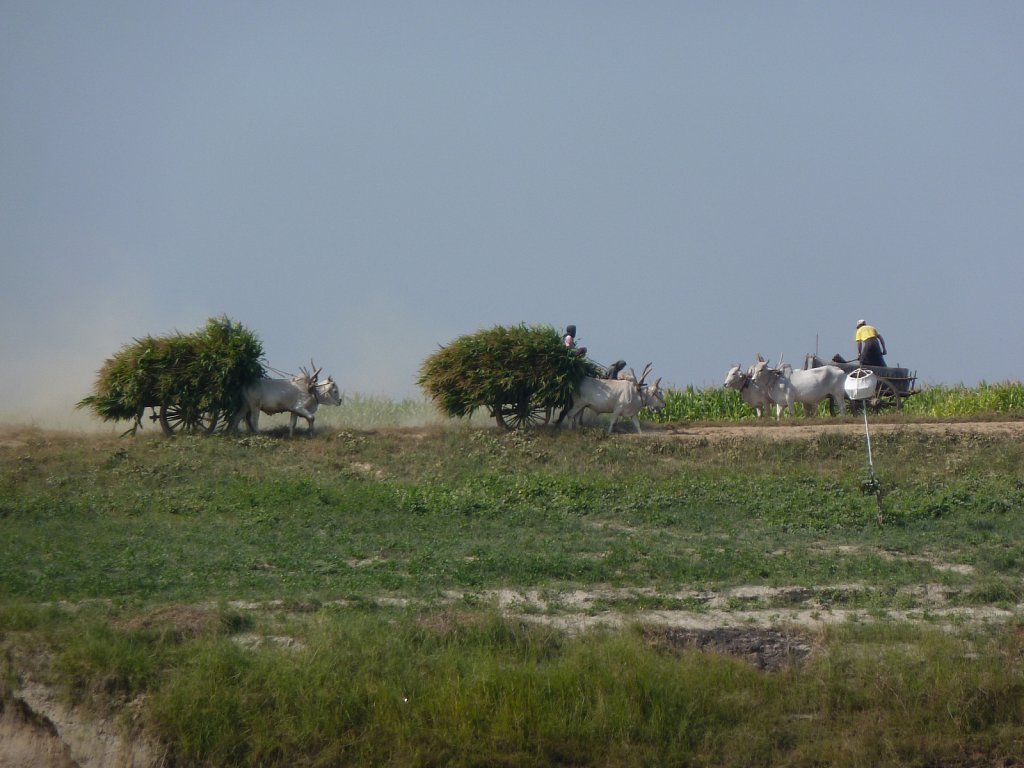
{"left": 2, "top": 2, "right": 1022, "bottom": 427}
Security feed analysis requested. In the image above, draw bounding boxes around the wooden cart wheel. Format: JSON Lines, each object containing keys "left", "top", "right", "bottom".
{"left": 201, "top": 409, "right": 225, "bottom": 434}
{"left": 159, "top": 405, "right": 221, "bottom": 436}
{"left": 869, "top": 379, "right": 900, "bottom": 413}
{"left": 493, "top": 398, "right": 552, "bottom": 430}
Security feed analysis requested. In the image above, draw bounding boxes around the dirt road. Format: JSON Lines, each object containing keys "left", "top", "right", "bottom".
{"left": 642, "top": 419, "right": 1024, "bottom": 442}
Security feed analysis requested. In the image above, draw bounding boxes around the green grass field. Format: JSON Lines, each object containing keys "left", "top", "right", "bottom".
{"left": 2, "top": 396, "right": 1024, "bottom": 765}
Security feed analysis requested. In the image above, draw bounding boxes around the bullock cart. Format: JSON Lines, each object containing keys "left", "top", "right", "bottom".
{"left": 805, "top": 353, "right": 919, "bottom": 411}
{"left": 78, "top": 316, "right": 265, "bottom": 436}
{"left": 418, "top": 324, "right": 600, "bottom": 430}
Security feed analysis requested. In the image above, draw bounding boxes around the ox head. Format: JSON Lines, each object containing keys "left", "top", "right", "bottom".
{"left": 749, "top": 358, "right": 770, "bottom": 385}
{"left": 630, "top": 363, "right": 665, "bottom": 413}
{"left": 641, "top": 377, "right": 665, "bottom": 413}
{"left": 313, "top": 376, "right": 342, "bottom": 406}
{"left": 724, "top": 365, "right": 744, "bottom": 390}
{"left": 294, "top": 360, "right": 342, "bottom": 406}
{"left": 750, "top": 358, "right": 790, "bottom": 386}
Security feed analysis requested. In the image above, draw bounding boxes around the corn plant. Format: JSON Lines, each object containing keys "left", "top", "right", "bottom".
{"left": 650, "top": 386, "right": 759, "bottom": 422}
{"left": 902, "top": 382, "right": 1024, "bottom": 418}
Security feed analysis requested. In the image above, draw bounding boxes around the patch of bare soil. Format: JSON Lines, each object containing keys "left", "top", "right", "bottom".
{"left": 642, "top": 626, "right": 815, "bottom": 672}
{"left": 464, "top": 583, "right": 1023, "bottom": 661}
{"left": 116, "top": 604, "right": 223, "bottom": 642}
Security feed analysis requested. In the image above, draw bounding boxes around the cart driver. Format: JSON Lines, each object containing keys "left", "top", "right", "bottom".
{"left": 855, "top": 319, "right": 887, "bottom": 367}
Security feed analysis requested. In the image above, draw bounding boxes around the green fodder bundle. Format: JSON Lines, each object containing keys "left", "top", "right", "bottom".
{"left": 418, "top": 324, "right": 601, "bottom": 418}
{"left": 78, "top": 316, "right": 265, "bottom": 425}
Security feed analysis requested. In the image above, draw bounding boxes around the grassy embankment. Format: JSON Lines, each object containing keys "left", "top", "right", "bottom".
{"left": 2, "top": 393, "right": 1023, "bottom": 766}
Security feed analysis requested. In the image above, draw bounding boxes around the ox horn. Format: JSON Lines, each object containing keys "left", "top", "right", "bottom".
{"left": 638, "top": 362, "right": 653, "bottom": 387}
{"left": 297, "top": 366, "right": 313, "bottom": 394}
{"left": 309, "top": 359, "right": 322, "bottom": 382}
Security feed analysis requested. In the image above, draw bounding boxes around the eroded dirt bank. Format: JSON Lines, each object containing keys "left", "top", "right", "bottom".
{"left": 1, "top": 675, "right": 161, "bottom": 768}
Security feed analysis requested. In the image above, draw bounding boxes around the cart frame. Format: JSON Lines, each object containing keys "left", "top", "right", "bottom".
{"left": 805, "top": 353, "right": 919, "bottom": 411}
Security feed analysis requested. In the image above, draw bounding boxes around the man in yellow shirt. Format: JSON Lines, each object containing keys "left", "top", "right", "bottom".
{"left": 855, "top": 319, "right": 887, "bottom": 366}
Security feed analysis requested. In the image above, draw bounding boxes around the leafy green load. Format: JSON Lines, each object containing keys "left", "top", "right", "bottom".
{"left": 78, "top": 316, "right": 265, "bottom": 427}
{"left": 418, "top": 324, "right": 601, "bottom": 418}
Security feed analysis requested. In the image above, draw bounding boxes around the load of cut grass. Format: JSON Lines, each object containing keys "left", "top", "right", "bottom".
{"left": 77, "top": 316, "right": 265, "bottom": 430}
{"left": 418, "top": 324, "right": 600, "bottom": 419}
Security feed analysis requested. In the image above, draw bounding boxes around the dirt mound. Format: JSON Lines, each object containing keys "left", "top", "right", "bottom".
{"left": 643, "top": 626, "right": 815, "bottom": 671}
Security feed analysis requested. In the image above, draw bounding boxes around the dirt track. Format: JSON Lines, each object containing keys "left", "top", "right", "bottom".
{"left": 640, "top": 419, "right": 1024, "bottom": 442}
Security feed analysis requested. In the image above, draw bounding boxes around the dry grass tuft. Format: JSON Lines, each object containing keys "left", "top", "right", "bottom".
{"left": 117, "top": 605, "right": 224, "bottom": 643}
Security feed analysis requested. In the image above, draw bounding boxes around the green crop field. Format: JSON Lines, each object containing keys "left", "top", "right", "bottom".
{"left": 2, "top": 395, "right": 1024, "bottom": 766}
{"left": 653, "top": 380, "right": 1024, "bottom": 422}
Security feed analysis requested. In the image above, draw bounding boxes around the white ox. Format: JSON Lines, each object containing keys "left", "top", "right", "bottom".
{"left": 231, "top": 365, "right": 342, "bottom": 436}
{"left": 749, "top": 358, "right": 846, "bottom": 420}
{"left": 723, "top": 364, "right": 774, "bottom": 418}
{"left": 564, "top": 365, "right": 665, "bottom": 434}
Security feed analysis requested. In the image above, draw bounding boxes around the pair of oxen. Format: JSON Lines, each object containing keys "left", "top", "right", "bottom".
{"left": 724, "top": 357, "right": 848, "bottom": 419}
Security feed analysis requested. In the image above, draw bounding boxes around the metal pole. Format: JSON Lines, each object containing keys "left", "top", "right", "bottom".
{"left": 845, "top": 370, "right": 884, "bottom": 525}
{"left": 863, "top": 407, "right": 875, "bottom": 482}
{"left": 862, "top": 404, "right": 883, "bottom": 525}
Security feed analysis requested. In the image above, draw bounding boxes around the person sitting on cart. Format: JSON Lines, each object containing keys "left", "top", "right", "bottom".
{"left": 604, "top": 360, "right": 627, "bottom": 379}
{"left": 563, "top": 325, "right": 587, "bottom": 357}
{"left": 855, "top": 319, "right": 887, "bottom": 367}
